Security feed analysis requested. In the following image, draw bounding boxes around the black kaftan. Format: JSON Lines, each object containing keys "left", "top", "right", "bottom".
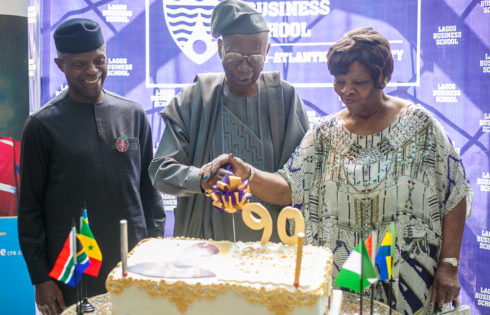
{"left": 18, "top": 90, "right": 165, "bottom": 304}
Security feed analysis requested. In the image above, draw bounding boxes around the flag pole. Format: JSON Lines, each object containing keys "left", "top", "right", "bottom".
{"left": 81, "top": 205, "right": 86, "bottom": 300}
{"left": 79, "top": 211, "right": 85, "bottom": 306}
{"left": 388, "top": 273, "right": 393, "bottom": 314}
{"left": 359, "top": 215, "right": 364, "bottom": 315}
{"left": 71, "top": 223, "right": 82, "bottom": 315}
{"left": 370, "top": 230, "right": 377, "bottom": 315}
{"left": 370, "top": 276, "right": 374, "bottom": 315}
{"left": 80, "top": 204, "right": 95, "bottom": 313}
{"left": 389, "top": 282, "right": 392, "bottom": 315}
{"left": 388, "top": 222, "right": 395, "bottom": 315}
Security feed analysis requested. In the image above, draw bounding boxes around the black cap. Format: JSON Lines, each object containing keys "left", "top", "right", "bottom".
{"left": 54, "top": 18, "right": 105, "bottom": 54}
{"left": 211, "top": 0, "right": 269, "bottom": 38}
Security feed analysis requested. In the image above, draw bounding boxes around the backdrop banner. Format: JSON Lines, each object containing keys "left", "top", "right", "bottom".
{"left": 22, "top": 0, "right": 490, "bottom": 313}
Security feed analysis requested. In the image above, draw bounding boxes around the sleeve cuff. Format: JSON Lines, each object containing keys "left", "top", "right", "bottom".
{"left": 146, "top": 218, "right": 166, "bottom": 237}
{"left": 275, "top": 170, "right": 294, "bottom": 206}
{"left": 187, "top": 166, "right": 204, "bottom": 193}
{"left": 276, "top": 169, "right": 292, "bottom": 186}
{"left": 26, "top": 260, "right": 51, "bottom": 285}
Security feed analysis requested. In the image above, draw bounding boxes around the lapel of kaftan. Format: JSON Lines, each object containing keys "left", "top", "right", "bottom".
{"left": 194, "top": 73, "right": 225, "bottom": 163}
{"left": 260, "top": 72, "right": 286, "bottom": 169}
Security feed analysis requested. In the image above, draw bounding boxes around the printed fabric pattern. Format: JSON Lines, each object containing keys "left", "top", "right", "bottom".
{"left": 278, "top": 104, "right": 473, "bottom": 314}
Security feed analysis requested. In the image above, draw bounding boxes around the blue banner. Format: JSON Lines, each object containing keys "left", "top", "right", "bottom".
{"left": 0, "top": 218, "right": 35, "bottom": 314}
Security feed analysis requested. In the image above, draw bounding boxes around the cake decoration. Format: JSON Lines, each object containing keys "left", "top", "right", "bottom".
{"left": 242, "top": 203, "right": 305, "bottom": 246}
{"left": 205, "top": 165, "right": 252, "bottom": 213}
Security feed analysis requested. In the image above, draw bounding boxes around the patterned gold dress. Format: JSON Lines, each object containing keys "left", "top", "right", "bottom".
{"left": 278, "top": 104, "right": 472, "bottom": 314}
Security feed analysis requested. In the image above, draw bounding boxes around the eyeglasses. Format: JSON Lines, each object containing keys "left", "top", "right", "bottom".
{"left": 223, "top": 52, "right": 265, "bottom": 69}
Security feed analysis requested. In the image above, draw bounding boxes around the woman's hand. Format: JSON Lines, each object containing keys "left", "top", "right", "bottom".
{"left": 432, "top": 197, "right": 466, "bottom": 308}
{"left": 432, "top": 261, "right": 460, "bottom": 308}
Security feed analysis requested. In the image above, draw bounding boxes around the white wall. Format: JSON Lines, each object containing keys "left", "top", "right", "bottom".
{"left": 0, "top": 0, "right": 27, "bottom": 17}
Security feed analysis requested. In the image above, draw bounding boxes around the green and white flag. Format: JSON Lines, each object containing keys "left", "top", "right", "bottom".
{"left": 334, "top": 241, "right": 378, "bottom": 293}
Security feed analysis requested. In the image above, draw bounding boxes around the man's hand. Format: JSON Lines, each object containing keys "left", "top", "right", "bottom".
{"left": 199, "top": 154, "right": 250, "bottom": 191}
{"left": 200, "top": 166, "right": 234, "bottom": 191}
{"left": 200, "top": 153, "right": 292, "bottom": 205}
{"left": 35, "top": 280, "right": 66, "bottom": 315}
{"left": 431, "top": 262, "right": 460, "bottom": 308}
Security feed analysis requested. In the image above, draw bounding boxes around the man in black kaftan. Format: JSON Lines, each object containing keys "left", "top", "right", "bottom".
{"left": 17, "top": 18, "right": 165, "bottom": 314}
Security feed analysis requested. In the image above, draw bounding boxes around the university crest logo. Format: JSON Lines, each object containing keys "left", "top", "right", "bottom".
{"left": 163, "top": 0, "right": 219, "bottom": 65}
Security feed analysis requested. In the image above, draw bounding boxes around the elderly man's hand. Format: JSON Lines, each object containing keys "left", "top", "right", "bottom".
{"left": 35, "top": 280, "right": 66, "bottom": 315}
{"left": 200, "top": 167, "right": 234, "bottom": 191}
{"left": 431, "top": 262, "right": 460, "bottom": 309}
{"left": 200, "top": 153, "right": 251, "bottom": 191}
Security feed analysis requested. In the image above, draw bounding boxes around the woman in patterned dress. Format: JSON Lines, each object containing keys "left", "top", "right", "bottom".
{"left": 201, "top": 27, "right": 472, "bottom": 314}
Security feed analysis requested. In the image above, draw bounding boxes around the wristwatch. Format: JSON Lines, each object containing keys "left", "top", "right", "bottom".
{"left": 440, "top": 257, "right": 459, "bottom": 268}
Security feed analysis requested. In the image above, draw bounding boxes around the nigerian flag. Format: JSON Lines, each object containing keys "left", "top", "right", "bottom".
{"left": 334, "top": 241, "right": 378, "bottom": 293}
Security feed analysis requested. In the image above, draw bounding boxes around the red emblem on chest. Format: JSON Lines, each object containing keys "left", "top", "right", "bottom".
{"left": 116, "top": 136, "right": 129, "bottom": 152}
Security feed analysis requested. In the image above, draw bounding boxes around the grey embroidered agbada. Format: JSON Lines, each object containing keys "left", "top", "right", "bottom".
{"left": 150, "top": 72, "right": 309, "bottom": 241}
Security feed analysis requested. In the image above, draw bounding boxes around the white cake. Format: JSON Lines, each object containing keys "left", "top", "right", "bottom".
{"left": 106, "top": 238, "right": 334, "bottom": 315}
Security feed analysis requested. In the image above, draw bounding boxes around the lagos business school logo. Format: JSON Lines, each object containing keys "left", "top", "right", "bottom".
{"left": 163, "top": 0, "right": 219, "bottom": 65}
